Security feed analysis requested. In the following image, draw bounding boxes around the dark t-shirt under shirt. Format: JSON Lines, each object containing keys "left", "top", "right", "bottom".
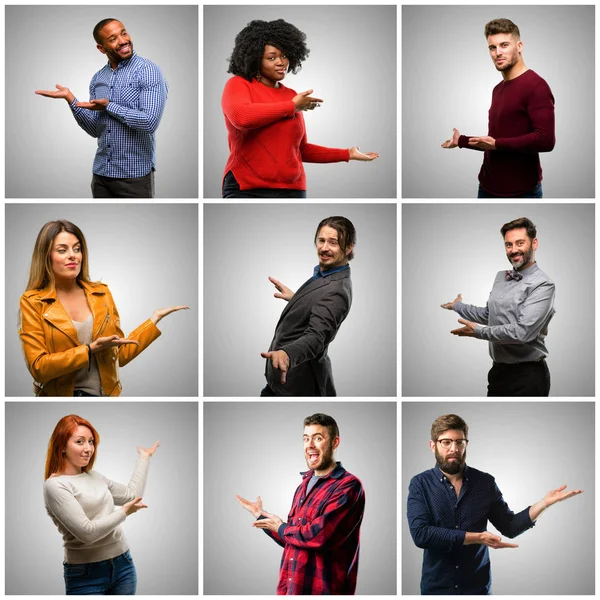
{"left": 459, "top": 69, "right": 555, "bottom": 196}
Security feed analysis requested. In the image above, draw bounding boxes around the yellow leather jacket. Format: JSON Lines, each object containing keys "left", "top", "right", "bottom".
{"left": 19, "top": 280, "right": 161, "bottom": 396}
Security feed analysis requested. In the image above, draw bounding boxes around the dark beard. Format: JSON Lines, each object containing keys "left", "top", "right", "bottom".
{"left": 435, "top": 448, "right": 466, "bottom": 475}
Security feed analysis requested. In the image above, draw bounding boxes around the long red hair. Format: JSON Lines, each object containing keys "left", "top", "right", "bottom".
{"left": 45, "top": 415, "right": 100, "bottom": 480}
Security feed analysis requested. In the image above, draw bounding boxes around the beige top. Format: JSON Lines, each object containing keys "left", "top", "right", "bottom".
{"left": 73, "top": 315, "right": 102, "bottom": 396}
{"left": 43, "top": 455, "right": 150, "bottom": 564}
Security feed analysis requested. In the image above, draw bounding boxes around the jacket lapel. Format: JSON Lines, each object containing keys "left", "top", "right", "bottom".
{"left": 39, "top": 287, "right": 80, "bottom": 346}
{"left": 80, "top": 281, "right": 109, "bottom": 340}
{"left": 277, "top": 276, "right": 330, "bottom": 326}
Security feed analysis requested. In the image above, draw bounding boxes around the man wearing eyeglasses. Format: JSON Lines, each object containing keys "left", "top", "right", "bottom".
{"left": 441, "top": 216, "right": 555, "bottom": 396}
{"left": 407, "top": 414, "right": 583, "bottom": 595}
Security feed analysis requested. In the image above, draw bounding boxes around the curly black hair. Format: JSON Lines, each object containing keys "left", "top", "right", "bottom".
{"left": 227, "top": 19, "right": 310, "bottom": 81}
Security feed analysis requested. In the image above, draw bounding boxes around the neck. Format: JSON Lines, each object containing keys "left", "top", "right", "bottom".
{"left": 320, "top": 261, "right": 347, "bottom": 273}
{"left": 257, "top": 77, "right": 278, "bottom": 89}
{"left": 314, "top": 460, "right": 336, "bottom": 477}
{"left": 517, "top": 259, "right": 535, "bottom": 271}
{"left": 61, "top": 464, "right": 82, "bottom": 475}
{"left": 502, "top": 58, "right": 528, "bottom": 81}
{"left": 54, "top": 278, "right": 81, "bottom": 293}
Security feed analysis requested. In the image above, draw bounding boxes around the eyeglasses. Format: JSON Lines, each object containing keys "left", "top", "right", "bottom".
{"left": 437, "top": 439, "right": 468, "bottom": 449}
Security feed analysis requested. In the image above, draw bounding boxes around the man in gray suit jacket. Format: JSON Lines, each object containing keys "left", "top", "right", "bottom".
{"left": 260, "top": 216, "right": 355, "bottom": 396}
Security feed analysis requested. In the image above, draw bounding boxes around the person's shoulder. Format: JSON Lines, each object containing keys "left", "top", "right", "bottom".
{"left": 224, "top": 75, "right": 252, "bottom": 90}
{"left": 531, "top": 266, "right": 554, "bottom": 287}
{"left": 80, "top": 280, "right": 110, "bottom": 295}
{"left": 465, "top": 465, "right": 494, "bottom": 482}
{"left": 410, "top": 467, "right": 435, "bottom": 483}
{"left": 21, "top": 288, "right": 43, "bottom": 300}
{"left": 278, "top": 82, "right": 297, "bottom": 95}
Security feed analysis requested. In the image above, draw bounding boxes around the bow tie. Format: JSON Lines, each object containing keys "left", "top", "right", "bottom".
{"left": 505, "top": 269, "right": 523, "bottom": 281}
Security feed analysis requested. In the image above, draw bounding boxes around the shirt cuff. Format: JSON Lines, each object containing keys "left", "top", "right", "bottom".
{"left": 278, "top": 523, "right": 289, "bottom": 538}
{"left": 473, "top": 324, "right": 486, "bottom": 339}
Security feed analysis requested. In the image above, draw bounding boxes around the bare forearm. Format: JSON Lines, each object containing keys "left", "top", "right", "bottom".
{"left": 529, "top": 499, "right": 547, "bottom": 522}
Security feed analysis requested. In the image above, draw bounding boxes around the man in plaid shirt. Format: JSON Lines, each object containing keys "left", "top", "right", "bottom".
{"left": 237, "top": 413, "right": 365, "bottom": 595}
{"left": 36, "top": 18, "right": 167, "bottom": 198}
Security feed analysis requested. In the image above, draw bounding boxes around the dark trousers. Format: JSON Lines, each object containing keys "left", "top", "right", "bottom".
{"left": 260, "top": 384, "right": 277, "bottom": 397}
{"left": 477, "top": 182, "right": 542, "bottom": 198}
{"left": 487, "top": 359, "right": 550, "bottom": 396}
{"left": 222, "top": 170, "right": 306, "bottom": 198}
{"left": 92, "top": 170, "right": 155, "bottom": 198}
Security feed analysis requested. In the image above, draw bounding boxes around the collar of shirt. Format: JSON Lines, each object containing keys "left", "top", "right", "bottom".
{"left": 433, "top": 463, "right": 470, "bottom": 484}
{"left": 514, "top": 261, "right": 539, "bottom": 278}
{"left": 300, "top": 461, "right": 345, "bottom": 479}
{"left": 311, "top": 264, "right": 350, "bottom": 280}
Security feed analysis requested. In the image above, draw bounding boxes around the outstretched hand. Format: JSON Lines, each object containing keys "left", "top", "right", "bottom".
{"left": 236, "top": 494, "right": 263, "bottom": 519}
{"left": 150, "top": 306, "right": 190, "bottom": 325}
{"left": 269, "top": 276, "right": 294, "bottom": 302}
{"left": 260, "top": 350, "right": 290, "bottom": 384}
{"left": 450, "top": 318, "right": 477, "bottom": 337}
{"left": 479, "top": 531, "right": 519, "bottom": 549}
{"left": 35, "top": 84, "right": 74, "bottom": 103}
{"left": 90, "top": 335, "right": 140, "bottom": 354}
{"left": 441, "top": 128, "right": 460, "bottom": 149}
{"left": 349, "top": 146, "right": 379, "bottom": 161}
{"left": 441, "top": 293, "right": 463, "bottom": 310}
{"left": 137, "top": 440, "right": 160, "bottom": 458}
{"left": 468, "top": 136, "right": 496, "bottom": 150}
{"left": 75, "top": 98, "right": 109, "bottom": 111}
{"left": 122, "top": 496, "right": 148, "bottom": 516}
{"left": 252, "top": 510, "right": 283, "bottom": 532}
{"left": 543, "top": 484, "right": 583, "bottom": 507}
{"left": 292, "top": 89, "right": 323, "bottom": 112}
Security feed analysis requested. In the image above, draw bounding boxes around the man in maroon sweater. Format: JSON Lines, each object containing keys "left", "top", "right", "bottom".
{"left": 441, "top": 18, "right": 555, "bottom": 197}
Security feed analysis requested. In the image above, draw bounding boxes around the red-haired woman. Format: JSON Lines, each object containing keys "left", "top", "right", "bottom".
{"left": 19, "top": 220, "right": 188, "bottom": 396}
{"left": 43, "top": 414, "right": 159, "bottom": 595}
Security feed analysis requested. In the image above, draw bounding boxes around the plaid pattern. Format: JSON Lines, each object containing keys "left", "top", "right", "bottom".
{"left": 70, "top": 53, "right": 168, "bottom": 178}
{"left": 263, "top": 462, "right": 365, "bottom": 595}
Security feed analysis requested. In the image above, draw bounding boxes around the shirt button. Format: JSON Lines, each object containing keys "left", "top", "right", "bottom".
{"left": 455, "top": 585, "right": 459, "bottom": 589}
{"left": 455, "top": 565, "right": 459, "bottom": 569}
{"left": 455, "top": 525, "right": 458, "bottom": 528}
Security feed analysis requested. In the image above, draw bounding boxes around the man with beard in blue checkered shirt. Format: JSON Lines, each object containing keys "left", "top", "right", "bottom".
{"left": 36, "top": 18, "right": 168, "bottom": 198}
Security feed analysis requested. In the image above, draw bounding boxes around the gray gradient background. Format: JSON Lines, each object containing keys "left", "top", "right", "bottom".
{"left": 5, "top": 401, "right": 198, "bottom": 594}
{"left": 204, "top": 204, "right": 396, "bottom": 396}
{"left": 6, "top": 5, "right": 198, "bottom": 198}
{"left": 5, "top": 204, "right": 198, "bottom": 397}
{"left": 402, "top": 5, "right": 595, "bottom": 198}
{"left": 203, "top": 5, "right": 396, "bottom": 198}
{"left": 402, "top": 204, "right": 594, "bottom": 396}
{"left": 204, "top": 401, "right": 396, "bottom": 595}
{"left": 402, "top": 402, "right": 594, "bottom": 594}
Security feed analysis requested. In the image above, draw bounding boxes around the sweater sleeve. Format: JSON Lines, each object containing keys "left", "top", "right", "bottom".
{"left": 98, "top": 455, "right": 150, "bottom": 505}
{"left": 494, "top": 81, "right": 555, "bottom": 153}
{"left": 221, "top": 77, "right": 296, "bottom": 131}
{"left": 44, "top": 478, "right": 127, "bottom": 544}
{"left": 457, "top": 135, "right": 485, "bottom": 152}
{"left": 299, "top": 113, "right": 350, "bottom": 163}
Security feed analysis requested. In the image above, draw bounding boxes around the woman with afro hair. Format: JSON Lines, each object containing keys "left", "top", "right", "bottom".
{"left": 221, "top": 19, "right": 379, "bottom": 198}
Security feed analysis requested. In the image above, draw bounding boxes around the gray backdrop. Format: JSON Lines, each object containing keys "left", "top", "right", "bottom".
{"left": 5, "top": 401, "right": 198, "bottom": 595}
{"left": 6, "top": 5, "right": 198, "bottom": 198}
{"left": 402, "top": 402, "right": 595, "bottom": 595}
{"left": 204, "top": 203, "right": 397, "bottom": 396}
{"left": 402, "top": 204, "right": 595, "bottom": 396}
{"left": 5, "top": 204, "right": 198, "bottom": 397}
{"left": 204, "top": 5, "right": 396, "bottom": 198}
{"left": 204, "top": 401, "right": 396, "bottom": 595}
{"left": 402, "top": 5, "right": 595, "bottom": 198}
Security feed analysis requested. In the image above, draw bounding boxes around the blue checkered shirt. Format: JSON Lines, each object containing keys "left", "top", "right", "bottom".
{"left": 69, "top": 52, "right": 168, "bottom": 178}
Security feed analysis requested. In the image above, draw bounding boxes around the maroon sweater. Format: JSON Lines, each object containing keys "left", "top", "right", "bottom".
{"left": 221, "top": 76, "right": 350, "bottom": 191}
{"left": 458, "top": 69, "right": 555, "bottom": 196}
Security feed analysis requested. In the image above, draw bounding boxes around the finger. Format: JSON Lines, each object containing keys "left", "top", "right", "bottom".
{"left": 497, "top": 542, "right": 519, "bottom": 548}
{"left": 268, "top": 276, "right": 281, "bottom": 288}
{"left": 555, "top": 484, "right": 567, "bottom": 492}
{"left": 260, "top": 351, "right": 272, "bottom": 359}
{"left": 260, "top": 509, "right": 273, "bottom": 518}
{"left": 274, "top": 293, "right": 283, "bottom": 299}
{"left": 117, "top": 339, "right": 140, "bottom": 346}
{"left": 302, "top": 89, "right": 314, "bottom": 96}
{"left": 457, "top": 319, "right": 468, "bottom": 325}
{"left": 307, "top": 97, "right": 324, "bottom": 103}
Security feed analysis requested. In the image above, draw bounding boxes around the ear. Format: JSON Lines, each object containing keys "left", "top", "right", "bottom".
{"left": 345, "top": 244, "right": 354, "bottom": 257}
{"left": 332, "top": 436, "right": 340, "bottom": 451}
{"left": 97, "top": 44, "right": 106, "bottom": 55}
{"left": 429, "top": 440, "right": 436, "bottom": 454}
{"left": 532, "top": 237, "right": 538, "bottom": 251}
{"left": 517, "top": 40, "right": 523, "bottom": 53}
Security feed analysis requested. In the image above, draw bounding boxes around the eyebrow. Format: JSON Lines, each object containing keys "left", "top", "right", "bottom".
{"left": 54, "top": 243, "right": 81, "bottom": 248}
{"left": 303, "top": 433, "right": 327, "bottom": 438}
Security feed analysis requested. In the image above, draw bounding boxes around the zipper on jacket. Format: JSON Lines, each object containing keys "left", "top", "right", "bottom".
{"left": 95, "top": 311, "right": 110, "bottom": 338}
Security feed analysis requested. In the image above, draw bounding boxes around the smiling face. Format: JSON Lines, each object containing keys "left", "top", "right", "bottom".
{"left": 63, "top": 425, "right": 95, "bottom": 474}
{"left": 315, "top": 225, "right": 353, "bottom": 272}
{"left": 487, "top": 33, "right": 523, "bottom": 72}
{"left": 504, "top": 227, "right": 537, "bottom": 270}
{"left": 50, "top": 231, "right": 83, "bottom": 283}
{"left": 258, "top": 44, "right": 289, "bottom": 87}
{"left": 97, "top": 20, "right": 133, "bottom": 67}
{"left": 429, "top": 428, "right": 467, "bottom": 476}
{"left": 303, "top": 424, "right": 339, "bottom": 476}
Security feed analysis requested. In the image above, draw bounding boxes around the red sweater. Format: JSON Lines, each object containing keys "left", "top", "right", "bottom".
{"left": 458, "top": 69, "right": 555, "bottom": 196}
{"left": 221, "top": 76, "right": 350, "bottom": 190}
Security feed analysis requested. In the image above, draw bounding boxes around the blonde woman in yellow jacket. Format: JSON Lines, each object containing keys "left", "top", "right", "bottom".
{"left": 19, "top": 220, "right": 188, "bottom": 396}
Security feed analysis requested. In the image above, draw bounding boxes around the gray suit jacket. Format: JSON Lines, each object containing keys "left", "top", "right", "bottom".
{"left": 265, "top": 268, "right": 352, "bottom": 396}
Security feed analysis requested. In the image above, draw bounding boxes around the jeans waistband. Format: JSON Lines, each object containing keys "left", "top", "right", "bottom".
{"left": 64, "top": 550, "right": 130, "bottom": 567}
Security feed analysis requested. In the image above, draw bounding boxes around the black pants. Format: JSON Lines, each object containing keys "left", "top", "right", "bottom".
{"left": 260, "top": 384, "right": 277, "bottom": 397}
{"left": 222, "top": 170, "right": 306, "bottom": 198}
{"left": 487, "top": 359, "right": 550, "bottom": 396}
{"left": 92, "top": 170, "right": 155, "bottom": 198}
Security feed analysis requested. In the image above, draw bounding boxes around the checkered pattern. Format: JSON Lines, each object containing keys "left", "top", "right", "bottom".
{"left": 70, "top": 53, "right": 168, "bottom": 178}
{"left": 407, "top": 465, "right": 535, "bottom": 594}
{"left": 262, "top": 462, "right": 365, "bottom": 595}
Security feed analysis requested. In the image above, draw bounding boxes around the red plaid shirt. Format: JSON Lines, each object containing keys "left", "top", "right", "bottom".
{"left": 262, "top": 462, "right": 365, "bottom": 595}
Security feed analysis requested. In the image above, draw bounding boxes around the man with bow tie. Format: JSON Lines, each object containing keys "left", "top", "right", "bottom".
{"left": 260, "top": 216, "right": 355, "bottom": 396}
{"left": 441, "top": 217, "right": 555, "bottom": 396}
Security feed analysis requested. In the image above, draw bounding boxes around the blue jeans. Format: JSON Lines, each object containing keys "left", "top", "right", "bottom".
{"left": 477, "top": 182, "right": 542, "bottom": 198}
{"left": 64, "top": 550, "right": 137, "bottom": 595}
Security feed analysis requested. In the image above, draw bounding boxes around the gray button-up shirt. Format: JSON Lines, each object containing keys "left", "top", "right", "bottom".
{"left": 454, "top": 263, "right": 555, "bottom": 364}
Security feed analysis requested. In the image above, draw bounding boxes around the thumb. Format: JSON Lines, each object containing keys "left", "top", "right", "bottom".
{"left": 457, "top": 318, "right": 467, "bottom": 325}
{"left": 56, "top": 84, "right": 64, "bottom": 90}
{"left": 274, "top": 293, "right": 282, "bottom": 298}
{"left": 260, "top": 351, "right": 272, "bottom": 358}
{"left": 303, "top": 89, "right": 313, "bottom": 96}
{"left": 457, "top": 293, "right": 463, "bottom": 301}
